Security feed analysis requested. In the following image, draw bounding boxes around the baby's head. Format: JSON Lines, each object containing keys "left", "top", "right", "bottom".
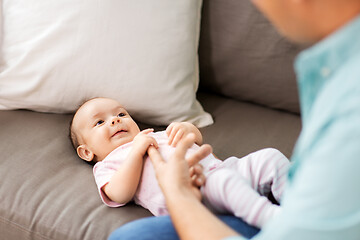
{"left": 69, "top": 97, "right": 140, "bottom": 163}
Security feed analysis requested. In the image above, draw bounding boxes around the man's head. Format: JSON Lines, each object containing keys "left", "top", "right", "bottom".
{"left": 252, "top": 0, "right": 360, "bottom": 44}
{"left": 69, "top": 97, "right": 140, "bottom": 163}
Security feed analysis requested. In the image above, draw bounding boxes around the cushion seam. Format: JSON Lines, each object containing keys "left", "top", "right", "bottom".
{"left": 0, "top": 215, "right": 52, "bottom": 240}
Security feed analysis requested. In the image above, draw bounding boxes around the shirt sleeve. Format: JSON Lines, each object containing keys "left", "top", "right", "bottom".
{"left": 250, "top": 109, "right": 360, "bottom": 239}
{"left": 93, "top": 162, "right": 125, "bottom": 207}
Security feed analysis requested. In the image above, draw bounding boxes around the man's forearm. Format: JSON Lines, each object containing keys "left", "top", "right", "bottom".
{"left": 165, "top": 190, "right": 240, "bottom": 240}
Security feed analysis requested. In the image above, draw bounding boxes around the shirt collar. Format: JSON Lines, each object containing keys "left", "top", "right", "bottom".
{"left": 295, "top": 14, "right": 360, "bottom": 80}
{"left": 294, "top": 14, "right": 360, "bottom": 119}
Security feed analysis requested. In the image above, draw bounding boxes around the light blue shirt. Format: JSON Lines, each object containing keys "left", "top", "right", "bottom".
{"left": 226, "top": 14, "right": 360, "bottom": 240}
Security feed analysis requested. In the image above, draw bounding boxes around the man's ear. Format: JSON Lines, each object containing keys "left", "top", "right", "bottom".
{"left": 77, "top": 145, "right": 95, "bottom": 162}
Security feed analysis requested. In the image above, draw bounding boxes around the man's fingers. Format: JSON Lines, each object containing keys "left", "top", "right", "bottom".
{"left": 193, "top": 164, "right": 204, "bottom": 175}
{"left": 190, "top": 164, "right": 205, "bottom": 187}
{"left": 173, "top": 133, "right": 197, "bottom": 160}
{"left": 148, "top": 146, "right": 164, "bottom": 169}
{"left": 191, "top": 173, "right": 205, "bottom": 186}
{"left": 194, "top": 174, "right": 206, "bottom": 186}
{"left": 189, "top": 164, "right": 203, "bottom": 177}
{"left": 196, "top": 175, "right": 206, "bottom": 186}
{"left": 187, "top": 144, "right": 213, "bottom": 167}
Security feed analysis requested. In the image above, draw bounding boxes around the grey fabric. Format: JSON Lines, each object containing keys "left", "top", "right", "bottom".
{"left": 198, "top": 0, "right": 302, "bottom": 114}
{"left": 0, "top": 1, "right": 303, "bottom": 239}
{"left": 0, "top": 95, "right": 301, "bottom": 240}
{"left": 0, "top": 110, "right": 152, "bottom": 240}
{"left": 198, "top": 92, "right": 301, "bottom": 159}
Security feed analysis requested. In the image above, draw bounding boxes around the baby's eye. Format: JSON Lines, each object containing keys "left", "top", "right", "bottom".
{"left": 95, "top": 120, "right": 104, "bottom": 126}
{"left": 118, "top": 113, "right": 126, "bottom": 117}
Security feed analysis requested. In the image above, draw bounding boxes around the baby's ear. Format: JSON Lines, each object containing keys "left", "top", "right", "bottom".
{"left": 77, "top": 145, "right": 94, "bottom": 162}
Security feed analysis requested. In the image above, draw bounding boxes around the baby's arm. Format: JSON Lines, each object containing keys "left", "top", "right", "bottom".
{"left": 102, "top": 129, "right": 158, "bottom": 205}
{"left": 166, "top": 122, "right": 203, "bottom": 147}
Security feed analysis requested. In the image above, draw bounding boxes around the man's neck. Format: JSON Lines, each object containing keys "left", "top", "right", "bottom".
{"left": 315, "top": 3, "right": 360, "bottom": 42}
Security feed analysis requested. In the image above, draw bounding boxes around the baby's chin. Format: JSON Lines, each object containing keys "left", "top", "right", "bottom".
{"left": 97, "top": 138, "right": 135, "bottom": 161}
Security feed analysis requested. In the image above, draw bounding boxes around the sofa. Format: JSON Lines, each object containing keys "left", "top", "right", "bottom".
{"left": 0, "top": 1, "right": 302, "bottom": 239}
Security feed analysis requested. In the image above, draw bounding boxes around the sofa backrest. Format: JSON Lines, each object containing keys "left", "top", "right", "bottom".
{"left": 198, "top": 0, "right": 302, "bottom": 114}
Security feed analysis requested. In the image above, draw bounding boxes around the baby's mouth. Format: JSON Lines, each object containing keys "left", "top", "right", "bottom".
{"left": 112, "top": 130, "right": 127, "bottom": 137}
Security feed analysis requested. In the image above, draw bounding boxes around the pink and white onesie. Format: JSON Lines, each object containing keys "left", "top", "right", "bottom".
{"left": 93, "top": 131, "right": 289, "bottom": 228}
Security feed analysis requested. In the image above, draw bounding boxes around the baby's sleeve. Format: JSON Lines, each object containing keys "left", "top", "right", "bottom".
{"left": 93, "top": 162, "right": 125, "bottom": 207}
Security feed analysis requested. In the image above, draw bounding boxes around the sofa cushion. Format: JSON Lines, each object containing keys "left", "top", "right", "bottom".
{"left": 0, "top": 110, "right": 152, "bottom": 240}
{"left": 197, "top": 92, "right": 301, "bottom": 159}
{"left": 0, "top": 94, "right": 301, "bottom": 239}
{"left": 0, "top": 0, "right": 213, "bottom": 128}
{"left": 198, "top": 0, "right": 303, "bottom": 114}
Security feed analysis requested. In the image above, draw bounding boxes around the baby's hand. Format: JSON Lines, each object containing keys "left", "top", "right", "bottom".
{"left": 166, "top": 122, "right": 202, "bottom": 147}
{"left": 132, "top": 129, "right": 159, "bottom": 158}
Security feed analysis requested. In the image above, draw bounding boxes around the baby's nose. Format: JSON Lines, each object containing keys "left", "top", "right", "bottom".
{"left": 111, "top": 118, "right": 121, "bottom": 125}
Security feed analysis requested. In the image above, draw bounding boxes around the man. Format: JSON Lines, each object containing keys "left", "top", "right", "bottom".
{"left": 110, "top": 0, "right": 360, "bottom": 239}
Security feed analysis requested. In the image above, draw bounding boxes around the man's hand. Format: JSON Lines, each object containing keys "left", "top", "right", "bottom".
{"left": 148, "top": 133, "right": 211, "bottom": 201}
{"left": 166, "top": 122, "right": 203, "bottom": 147}
{"left": 148, "top": 134, "right": 239, "bottom": 240}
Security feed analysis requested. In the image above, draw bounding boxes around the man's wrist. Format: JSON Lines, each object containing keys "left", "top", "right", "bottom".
{"left": 164, "top": 185, "right": 199, "bottom": 207}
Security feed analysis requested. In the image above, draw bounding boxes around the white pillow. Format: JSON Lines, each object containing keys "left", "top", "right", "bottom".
{"left": 0, "top": 0, "right": 213, "bottom": 127}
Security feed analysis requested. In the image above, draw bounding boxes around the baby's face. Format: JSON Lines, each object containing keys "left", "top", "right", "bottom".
{"left": 73, "top": 98, "right": 140, "bottom": 161}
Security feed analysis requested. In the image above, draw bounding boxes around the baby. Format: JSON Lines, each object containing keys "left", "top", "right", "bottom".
{"left": 69, "top": 97, "right": 290, "bottom": 228}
